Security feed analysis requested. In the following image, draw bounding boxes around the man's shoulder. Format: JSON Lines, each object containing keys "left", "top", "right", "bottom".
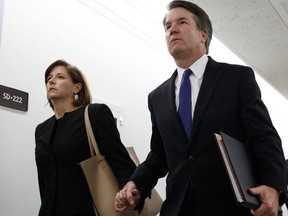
{"left": 149, "top": 77, "right": 172, "bottom": 98}
{"left": 208, "top": 56, "right": 251, "bottom": 71}
{"left": 149, "top": 70, "right": 177, "bottom": 96}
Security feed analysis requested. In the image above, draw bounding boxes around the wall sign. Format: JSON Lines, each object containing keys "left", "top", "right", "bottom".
{"left": 0, "top": 84, "right": 29, "bottom": 111}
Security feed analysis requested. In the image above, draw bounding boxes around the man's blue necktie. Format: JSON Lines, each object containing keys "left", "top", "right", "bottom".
{"left": 178, "top": 69, "right": 192, "bottom": 139}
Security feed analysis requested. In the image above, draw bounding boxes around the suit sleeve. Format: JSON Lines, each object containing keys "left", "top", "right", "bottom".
{"left": 239, "top": 67, "right": 287, "bottom": 203}
{"left": 35, "top": 124, "right": 45, "bottom": 202}
{"left": 129, "top": 94, "right": 168, "bottom": 200}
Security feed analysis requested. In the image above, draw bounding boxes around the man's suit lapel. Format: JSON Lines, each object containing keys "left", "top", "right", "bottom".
{"left": 191, "top": 57, "right": 223, "bottom": 140}
{"left": 166, "top": 58, "right": 224, "bottom": 143}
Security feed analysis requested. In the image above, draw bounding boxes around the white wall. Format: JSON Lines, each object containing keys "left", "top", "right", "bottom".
{"left": 0, "top": 0, "right": 287, "bottom": 215}
{"left": 0, "top": 0, "right": 3, "bottom": 47}
{"left": 0, "top": 0, "right": 172, "bottom": 215}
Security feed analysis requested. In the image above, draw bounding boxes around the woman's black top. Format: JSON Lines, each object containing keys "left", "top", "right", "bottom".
{"left": 35, "top": 104, "right": 136, "bottom": 216}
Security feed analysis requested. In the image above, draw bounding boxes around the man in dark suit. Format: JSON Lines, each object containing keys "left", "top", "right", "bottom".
{"left": 115, "top": 1, "right": 287, "bottom": 215}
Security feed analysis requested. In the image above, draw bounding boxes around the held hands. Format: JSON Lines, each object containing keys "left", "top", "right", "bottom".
{"left": 115, "top": 181, "right": 141, "bottom": 212}
{"left": 249, "top": 185, "right": 280, "bottom": 216}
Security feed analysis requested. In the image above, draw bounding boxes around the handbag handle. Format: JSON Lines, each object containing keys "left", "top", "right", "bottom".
{"left": 84, "top": 105, "right": 101, "bottom": 157}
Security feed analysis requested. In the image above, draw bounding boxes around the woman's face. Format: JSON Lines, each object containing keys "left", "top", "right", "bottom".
{"left": 46, "top": 65, "right": 78, "bottom": 104}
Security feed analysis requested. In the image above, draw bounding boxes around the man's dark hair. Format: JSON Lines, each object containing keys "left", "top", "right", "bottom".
{"left": 163, "top": 0, "right": 213, "bottom": 53}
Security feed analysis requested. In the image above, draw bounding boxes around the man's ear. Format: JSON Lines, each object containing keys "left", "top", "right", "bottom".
{"left": 201, "top": 31, "right": 208, "bottom": 44}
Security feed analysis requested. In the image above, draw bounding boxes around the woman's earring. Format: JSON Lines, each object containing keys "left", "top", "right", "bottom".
{"left": 74, "top": 93, "right": 79, "bottom": 101}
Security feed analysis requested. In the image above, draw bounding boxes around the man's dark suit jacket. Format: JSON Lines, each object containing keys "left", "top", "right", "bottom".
{"left": 130, "top": 57, "right": 287, "bottom": 216}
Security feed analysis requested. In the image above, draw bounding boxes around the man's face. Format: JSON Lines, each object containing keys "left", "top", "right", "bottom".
{"left": 164, "top": 7, "right": 207, "bottom": 59}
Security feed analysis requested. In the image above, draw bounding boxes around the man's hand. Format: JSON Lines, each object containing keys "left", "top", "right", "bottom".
{"left": 249, "top": 185, "right": 280, "bottom": 216}
{"left": 115, "top": 181, "right": 141, "bottom": 212}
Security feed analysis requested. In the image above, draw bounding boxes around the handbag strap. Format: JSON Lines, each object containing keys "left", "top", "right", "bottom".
{"left": 84, "top": 105, "right": 101, "bottom": 157}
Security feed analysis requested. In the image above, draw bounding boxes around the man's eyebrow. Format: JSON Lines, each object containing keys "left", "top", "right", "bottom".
{"left": 178, "top": 17, "right": 189, "bottom": 22}
{"left": 165, "top": 16, "right": 189, "bottom": 24}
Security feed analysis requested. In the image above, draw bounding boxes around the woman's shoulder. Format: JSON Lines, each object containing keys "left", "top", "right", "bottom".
{"left": 87, "top": 103, "right": 115, "bottom": 125}
{"left": 88, "top": 103, "right": 111, "bottom": 114}
{"left": 35, "top": 115, "right": 55, "bottom": 134}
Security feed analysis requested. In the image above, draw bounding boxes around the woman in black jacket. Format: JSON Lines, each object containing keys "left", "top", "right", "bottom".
{"left": 35, "top": 59, "right": 136, "bottom": 216}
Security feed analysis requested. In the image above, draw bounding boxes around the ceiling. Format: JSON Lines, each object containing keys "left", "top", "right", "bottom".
{"left": 79, "top": 0, "right": 288, "bottom": 100}
{"left": 191, "top": 0, "right": 288, "bottom": 100}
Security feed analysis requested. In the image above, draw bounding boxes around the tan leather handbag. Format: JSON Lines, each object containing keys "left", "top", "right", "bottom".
{"left": 81, "top": 105, "right": 162, "bottom": 216}
{"left": 126, "top": 147, "right": 163, "bottom": 216}
{"left": 80, "top": 105, "right": 131, "bottom": 216}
